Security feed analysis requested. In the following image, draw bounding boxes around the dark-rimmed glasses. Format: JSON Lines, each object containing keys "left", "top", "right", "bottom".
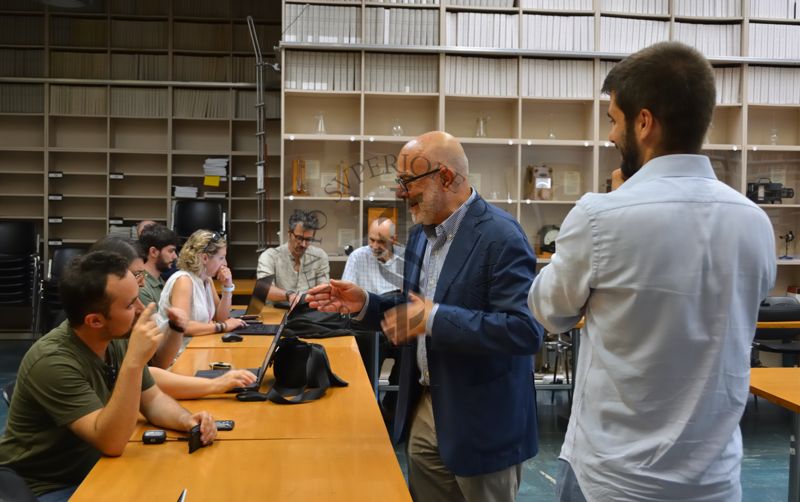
{"left": 396, "top": 167, "right": 441, "bottom": 192}
{"left": 289, "top": 232, "right": 320, "bottom": 245}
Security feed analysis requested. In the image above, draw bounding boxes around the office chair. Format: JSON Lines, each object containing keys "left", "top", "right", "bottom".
{"left": 753, "top": 296, "right": 800, "bottom": 367}
{"left": 39, "top": 246, "right": 85, "bottom": 335}
{"left": 172, "top": 200, "right": 226, "bottom": 241}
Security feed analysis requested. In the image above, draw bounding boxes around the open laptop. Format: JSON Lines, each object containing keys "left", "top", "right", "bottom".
{"left": 231, "top": 277, "right": 280, "bottom": 335}
{"left": 194, "top": 296, "right": 299, "bottom": 392}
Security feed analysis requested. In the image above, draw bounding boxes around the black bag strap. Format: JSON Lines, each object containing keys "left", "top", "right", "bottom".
{"left": 266, "top": 342, "right": 348, "bottom": 405}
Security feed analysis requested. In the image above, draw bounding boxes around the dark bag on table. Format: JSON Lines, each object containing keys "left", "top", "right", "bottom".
{"left": 265, "top": 337, "right": 348, "bottom": 404}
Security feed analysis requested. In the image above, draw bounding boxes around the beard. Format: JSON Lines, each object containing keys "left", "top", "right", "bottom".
{"left": 619, "top": 120, "right": 643, "bottom": 180}
{"left": 155, "top": 255, "right": 171, "bottom": 273}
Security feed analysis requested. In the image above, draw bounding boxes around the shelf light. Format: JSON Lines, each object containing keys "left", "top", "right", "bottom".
{"left": 288, "top": 135, "right": 295, "bottom": 141}
{"left": 604, "top": 141, "right": 611, "bottom": 147}
{"left": 732, "top": 145, "right": 738, "bottom": 151}
{"left": 526, "top": 140, "right": 532, "bottom": 146}
{"left": 368, "top": 196, "right": 374, "bottom": 202}
{"left": 369, "top": 136, "right": 375, "bottom": 142}
{"left": 753, "top": 146, "right": 758, "bottom": 151}
{"left": 507, "top": 140, "right": 513, "bottom": 146}
{"left": 349, "top": 195, "right": 355, "bottom": 202}
{"left": 288, "top": 195, "right": 294, "bottom": 201}
{"left": 525, "top": 199, "right": 531, "bottom": 204}
{"left": 350, "top": 136, "right": 356, "bottom": 142}
{"left": 584, "top": 141, "right": 590, "bottom": 147}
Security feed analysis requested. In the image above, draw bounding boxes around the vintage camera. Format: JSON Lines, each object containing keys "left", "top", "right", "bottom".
{"left": 746, "top": 178, "right": 795, "bottom": 204}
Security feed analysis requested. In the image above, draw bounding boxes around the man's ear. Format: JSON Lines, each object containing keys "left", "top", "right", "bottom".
{"left": 148, "top": 246, "right": 159, "bottom": 259}
{"left": 637, "top": 108, "right": 655, "bottom": 139}
{"left": 85, "top": 313, "right": 105, "bottom": 329}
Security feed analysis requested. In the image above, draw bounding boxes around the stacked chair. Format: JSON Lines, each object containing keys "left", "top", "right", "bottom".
{"left": 39, "top": 246, "right": 85, "bottom": 335}
{"left": 0, "top": 221, "right": 40, "bottom": 334}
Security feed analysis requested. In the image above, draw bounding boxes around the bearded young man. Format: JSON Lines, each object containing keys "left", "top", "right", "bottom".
{"left": 528, "top": 42, "right": 776, "bottom": 501}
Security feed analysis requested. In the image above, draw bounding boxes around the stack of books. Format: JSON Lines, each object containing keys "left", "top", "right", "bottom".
{"left": 203, "top": 158, "right": 228, "bottom": 177}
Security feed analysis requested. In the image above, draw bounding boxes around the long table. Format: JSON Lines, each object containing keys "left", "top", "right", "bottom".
{"left": 749, "top": 367, "right": 800, "bottom": 502}
{"left": 72, "top": 334, "right": 410, "bottom": 501}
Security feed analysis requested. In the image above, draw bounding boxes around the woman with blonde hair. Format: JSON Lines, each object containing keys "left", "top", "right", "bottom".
{"left": 157, "top": 229, "right": 246, "bottom": 336}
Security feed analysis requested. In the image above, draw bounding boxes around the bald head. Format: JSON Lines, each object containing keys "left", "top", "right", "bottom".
{"left": 368, "top": 217, "right": 396, "bottom": 262}
{"left": 401, "top": 131, "right": 469, "bottom": 177}
{"left": 397, "top": 131, "right": 472, "bottom": 226}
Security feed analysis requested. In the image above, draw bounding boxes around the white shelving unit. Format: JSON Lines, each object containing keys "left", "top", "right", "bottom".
{"left": 280, "top": 0, "right": 800, "bottom": 292}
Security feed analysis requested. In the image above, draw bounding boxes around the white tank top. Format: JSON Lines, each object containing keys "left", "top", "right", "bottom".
{"left": 156, "top": 270, "right": 216, "bottom": 331}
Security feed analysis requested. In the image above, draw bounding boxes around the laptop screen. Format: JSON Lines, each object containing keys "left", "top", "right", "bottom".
{"left": 251, "top": 294, "right": 301, "bottom": 388}
{"left": 245, "top": 276, "right": 273, "bottom": 315}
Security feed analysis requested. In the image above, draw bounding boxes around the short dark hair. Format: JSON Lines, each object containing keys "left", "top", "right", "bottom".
{"left": 288, "top": 210, "right": 320, "bottom": 233}
{"left": 90, "top": 236, "right": 144, "bottom": 266}
{"left": 60, "top": 251, "right": 129, "bottom": 327}
{"left": 139, "top": 223, "right": 178, "bottom": 257}
{"left": 601, "top": 42, "right": 716, "bottom": 154}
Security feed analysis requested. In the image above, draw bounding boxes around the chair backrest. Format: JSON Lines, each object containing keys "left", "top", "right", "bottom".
{"left": 0, "top": 221, "right": 37, "bottom": 257}
{"left": 755, "top": 296, "right": 800, "bottom": 341}
{"left": 48, "top": 247, "right": 86, "bottom": 281}
{"left": 172, "top": 200, "right": 225, "bottom": 240}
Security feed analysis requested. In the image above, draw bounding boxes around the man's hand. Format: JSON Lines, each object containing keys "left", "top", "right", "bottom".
{"left": 611, "top": 168, "right": 626, "bottom": 191}
{"left": 185, "top": 411, "right": 217, "bottom": 445}
{"left": 306, "top": 280, "right": 367, "bottom": 314}
{"left": 381, "top": 293, "right": 433, "bottom": 345}
{"left": 213, "top": 369, "right": 257, "bottom": 393}
{"left": 216, "top": 265, "right": 233, "bottom": 287}
{"left": 166, "top": 306, "right": 189, "bottom": 332}
{"left": 127, "top": 303, "right": 163, "bottom": 367}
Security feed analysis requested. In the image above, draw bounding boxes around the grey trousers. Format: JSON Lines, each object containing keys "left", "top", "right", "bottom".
{"left": 406, "top": 389, "right": 522, "bottom": 502}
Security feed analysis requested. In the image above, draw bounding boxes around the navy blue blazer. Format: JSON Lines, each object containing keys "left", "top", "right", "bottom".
{"left": 363, "top": 195, "right": 543, "bottom": 477}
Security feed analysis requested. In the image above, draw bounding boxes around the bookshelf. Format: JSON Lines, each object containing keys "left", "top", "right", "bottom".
{"left": 280, "top": 0, "right": 800, "bottom": 292}
{"left": 0, "top": 0, "right": 281, "bottom": 277}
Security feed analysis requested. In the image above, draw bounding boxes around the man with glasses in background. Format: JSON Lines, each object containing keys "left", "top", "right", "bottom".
{"left": 256, "top": 209, "right": 330, "bottom": 305}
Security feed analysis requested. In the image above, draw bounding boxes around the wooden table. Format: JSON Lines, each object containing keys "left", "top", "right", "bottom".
{"left": 72, "top": 437, "right": 410, "bottom": 501}
{"left": 185, "top": 334, "right": 355, "bottom": 350}
{"left": 750, "top": 367, "right": 800, "bottom": 501}
{"left": 132, "top": 339, "right": 387, "bottom": 442}
{"left": 73, "top": 332, "right": 409, "bottom": 500}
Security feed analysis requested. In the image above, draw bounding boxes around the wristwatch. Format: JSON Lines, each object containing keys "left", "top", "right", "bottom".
{"left": 285, "top": 290, "right": 296, "bottom": 301}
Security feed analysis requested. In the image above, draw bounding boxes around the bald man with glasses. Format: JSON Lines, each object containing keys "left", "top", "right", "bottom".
{"left": 256, "top": 210, "right": 330, "bottom": 305}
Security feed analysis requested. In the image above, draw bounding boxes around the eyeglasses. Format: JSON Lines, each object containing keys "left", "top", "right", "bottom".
{"left": 203, "top": 231, "right": 223, "bottom": 253}
{"left": 290, "top": 232, "right": 320, "bottom": 245}
{"left": 132, "top": 270, "right": 147, "bottom": 280}
{"left": 396, "top": 167, "right": 441, "bottom": 192}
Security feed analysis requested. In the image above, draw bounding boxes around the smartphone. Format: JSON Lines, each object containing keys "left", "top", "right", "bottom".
{"left": 215, "top": 419, "right": 235, "bottom": 431}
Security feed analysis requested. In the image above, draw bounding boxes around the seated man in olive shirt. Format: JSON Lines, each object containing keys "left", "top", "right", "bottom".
{"left": 0, "top": 251, "right": 217, "bottom": 501}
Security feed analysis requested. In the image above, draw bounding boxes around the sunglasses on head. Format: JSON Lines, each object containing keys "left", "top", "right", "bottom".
{"left": 203, "top": 231, "right": 223, "bottom": 253}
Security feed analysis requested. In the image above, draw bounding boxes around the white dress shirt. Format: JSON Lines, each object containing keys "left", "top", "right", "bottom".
{"left": 341, "top": 244, "right": 404, "bottom": 295}
{"left": 529, "top": 154, "right": 776, "bottom": 501}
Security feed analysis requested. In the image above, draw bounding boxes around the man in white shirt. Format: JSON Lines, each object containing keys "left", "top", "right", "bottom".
{"left": 528, "top": 42, "right": 776, "bottom": 501}
{"left": 342, "top": 217, "right": 404, "bottom": 295}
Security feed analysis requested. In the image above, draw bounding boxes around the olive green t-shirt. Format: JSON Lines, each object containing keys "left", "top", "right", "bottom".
{"left": 138, "top": 270, "right": 164, "bottom": 308}
{"left": 0, "top": 321, "right": 155, "bottom": 495}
